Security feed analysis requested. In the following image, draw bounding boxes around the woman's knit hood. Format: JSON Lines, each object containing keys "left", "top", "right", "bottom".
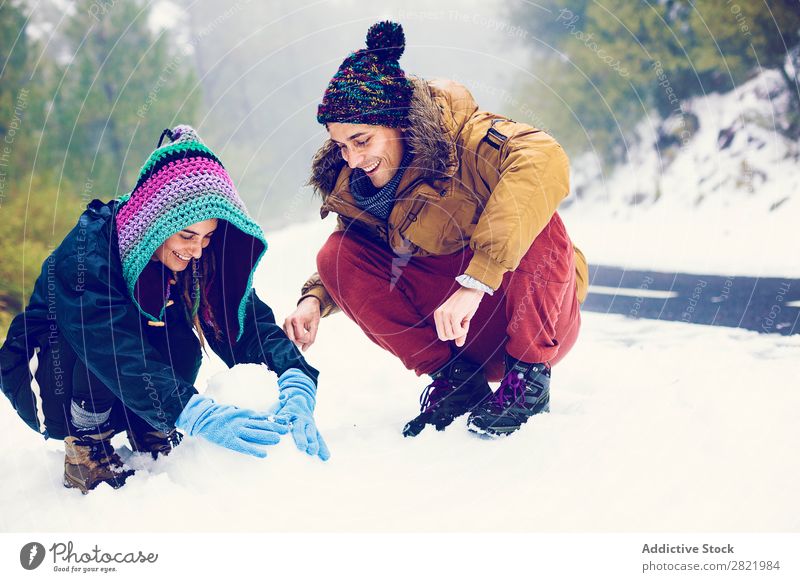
{"left": 114, "top": 125, "right": 267, "bottom": 341}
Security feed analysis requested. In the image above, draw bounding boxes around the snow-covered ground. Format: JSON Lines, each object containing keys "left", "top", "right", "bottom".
{"left": 2, "top": 217, "right": 798, "bottom": 532}
{"left": 564, "top": 68, "right": 799, "bottom": 277}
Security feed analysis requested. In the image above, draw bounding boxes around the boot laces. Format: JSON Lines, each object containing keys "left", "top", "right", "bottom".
{"left": 419, "top": 377, "right": 453, "bottom": 413}
{"left": 75, "top": 437, "right": 121, "bottom": 468}
{"left": 150, "top": 430, "right": 182, "bottom": 452}
{"left": 489, "top": 371, "right": 527, "bottom": 412}
{"left": 164, "top": 430, "right": 182, "bottom": 449}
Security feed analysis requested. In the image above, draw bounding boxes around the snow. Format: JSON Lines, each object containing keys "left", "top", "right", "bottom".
{"left": 563, "top": 67, "right": 800, "bottom": 277}
{"left": 2, "top": 216, "right": 798, "bottom": 532}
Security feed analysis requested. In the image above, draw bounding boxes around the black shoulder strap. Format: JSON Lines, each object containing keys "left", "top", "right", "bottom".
{"left": 482, "top": 118, "right": 514, "bottom": 150}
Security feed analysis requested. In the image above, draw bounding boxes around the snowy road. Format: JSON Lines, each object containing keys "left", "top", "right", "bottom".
{"left": 584, "top": 267, "right": 799, "bottom": 336}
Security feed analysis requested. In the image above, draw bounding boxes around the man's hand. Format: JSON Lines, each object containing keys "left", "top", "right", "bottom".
{"left": 283, "top": 297, "right": 321, "bottom": 352}
{"left": 434, "top": 287, "right": 485, "bottom": 347}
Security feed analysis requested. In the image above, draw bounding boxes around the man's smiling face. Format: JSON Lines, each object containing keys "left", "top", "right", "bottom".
{"left": 328, "top": 122, "right": 405, "bottom": 188}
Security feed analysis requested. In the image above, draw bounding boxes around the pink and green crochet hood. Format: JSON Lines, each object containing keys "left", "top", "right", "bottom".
{"left": 114, "top": 125, "right": 267, "bottom": 342}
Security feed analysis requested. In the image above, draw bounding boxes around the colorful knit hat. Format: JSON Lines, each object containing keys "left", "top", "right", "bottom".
{"left": 317, "top": 21, "right": 413, "bottom": 127}
{"left": 115, "top": 125, "right": 267, "bottom": 341}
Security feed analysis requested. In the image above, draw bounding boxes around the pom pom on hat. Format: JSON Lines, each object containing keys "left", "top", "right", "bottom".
{"left": 365, "top": 21, "right": 405, "bottom": 61}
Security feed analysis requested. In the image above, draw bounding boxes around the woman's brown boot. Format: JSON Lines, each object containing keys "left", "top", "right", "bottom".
{"left": 128, "top": 428, "right": 183, "bottom": 459}
{"left": 63, "top": 430, "right": 134, "bottom": 494}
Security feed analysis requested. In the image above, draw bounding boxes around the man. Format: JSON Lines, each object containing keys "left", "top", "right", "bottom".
{"left": 284, "top": 21, "right": 588, "bottom": 438}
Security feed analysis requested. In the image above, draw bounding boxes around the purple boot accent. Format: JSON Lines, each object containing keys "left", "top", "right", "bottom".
{"left": 467, "top": 357, "right": 551, "bottom": 438}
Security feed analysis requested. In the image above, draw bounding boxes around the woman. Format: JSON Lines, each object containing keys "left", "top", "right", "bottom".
{"left": 0, "top": 125, "right": 329, "bottom": 494}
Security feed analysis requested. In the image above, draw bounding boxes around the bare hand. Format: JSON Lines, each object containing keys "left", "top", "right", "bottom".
{"left": 283, "top": 297, "right": 321, "bottom": 352}
{"left": 433, "top": 287, "right": 484, "bottom": 347}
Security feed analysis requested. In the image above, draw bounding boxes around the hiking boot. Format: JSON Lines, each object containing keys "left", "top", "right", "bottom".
{"left": 402, "top": 357, "right": 492, "bottom": 437}
{"left": 467, "top": 356, "right": 551, "bottom": 438}
{"left": 128, "top": 428, "right": 183, "bottom": 459}
{"left": 63, "top": 430, "right": 135, "bottom": 494}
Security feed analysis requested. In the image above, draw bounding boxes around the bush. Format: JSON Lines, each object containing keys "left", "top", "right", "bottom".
{"left": 0, "top": 175, "right": 83, "bottom": 341}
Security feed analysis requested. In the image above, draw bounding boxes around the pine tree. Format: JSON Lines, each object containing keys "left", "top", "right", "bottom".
{"left": 508, "top": 1, "right": 800, "bottom": 160}
{"left": 50, "top": 0, "right": 202, "bottom": 195}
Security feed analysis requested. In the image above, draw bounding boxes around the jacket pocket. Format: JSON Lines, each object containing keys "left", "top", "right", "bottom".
{"left": 400, "top": 191, "right": 477, "bottom": 255}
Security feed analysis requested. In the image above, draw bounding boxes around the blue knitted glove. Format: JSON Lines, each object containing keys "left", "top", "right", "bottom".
{"left": 274, "top": 369, "right": 330, "bottom": 461}
{"left": 176, "top": 394, "right": 288, "bottom": 458}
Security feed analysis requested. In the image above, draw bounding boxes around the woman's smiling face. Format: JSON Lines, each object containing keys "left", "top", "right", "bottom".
{"left": 328, "top": 122, "right": 405, "bottom": 188}
{"left": 151, "top": 218, "right": 218, "bottom": 271}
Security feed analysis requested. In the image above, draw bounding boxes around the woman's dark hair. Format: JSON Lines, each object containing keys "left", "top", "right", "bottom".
{"left": 174, "top": 244, "right": 224, "bottom": 351}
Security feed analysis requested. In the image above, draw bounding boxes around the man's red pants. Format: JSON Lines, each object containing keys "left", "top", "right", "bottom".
{"left": 316, "top": 213, "right": 581, "bottom": 381}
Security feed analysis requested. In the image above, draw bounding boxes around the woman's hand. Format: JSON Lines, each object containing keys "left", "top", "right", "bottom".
{"left": 274, "top": 369, "right": 330, "bottom": 461}
{"left": 175, "top": 394, "right": 289, "bottom": 458}
{"left": 434, "top": 287, "right": 485, "bottom": 347}
{"left": 283, "top": 297, "right": 321, "bottom": 352}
